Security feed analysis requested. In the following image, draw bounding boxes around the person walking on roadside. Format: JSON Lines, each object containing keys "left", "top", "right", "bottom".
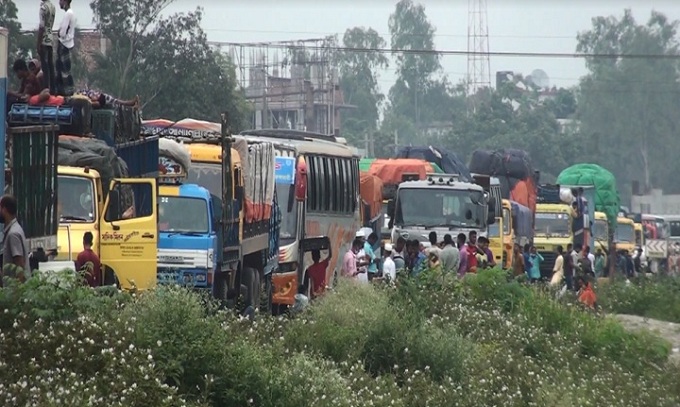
{"left": 512, "top": 244, "right": 525, "bottom": 277}
{"left": 563, "top": 243, "right": 575, "bottom": 291}
{"left": 382, "top": 243, "right": 396, "bottom": 283}
{"left": 550, "top": 245, "right": 565, "bottom": 287}
{"left": 342, "top": 238, "right": 363, "bottom": 279}
{"left": 0, "top": 195, "right": 29, "bottom": 285}
{"left": 522, "top": 243, "right": 532, "bottom": 278}
{"left": 440, "top": 234, "right": 459, "bottom": 275}
{"left": 594, "top": 248, "right": 605, "bottom": 278}
{"left": 528, "top": 246, "right": 543, "bottom": 283}
{"left": 37, "top": 0, "right": 56, "bottom": 94}
{"left": 75, "top": 231, "right": 101, "bottom": 287}
{"left": 56, "top": 0, "right": 76, "bottom": 96}
{"left": 457, "top": 233, "right": 468, "bottom": 278}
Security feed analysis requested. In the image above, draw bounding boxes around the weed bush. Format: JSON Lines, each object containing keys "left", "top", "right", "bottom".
{"left": 597, "top": 275, "right": 680, "bottom": 322}
{"left": 1, "top": 267, "right": 680, "bottom": 406}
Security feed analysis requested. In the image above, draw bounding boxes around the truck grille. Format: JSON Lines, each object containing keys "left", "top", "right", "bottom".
{"left": 538, "top": 251, "right": 556, "bottom": 276}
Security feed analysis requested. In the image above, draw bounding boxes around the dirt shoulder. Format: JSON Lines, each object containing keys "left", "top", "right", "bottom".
{"left": 615, "top": 314, "right": 680, "bottom": 363}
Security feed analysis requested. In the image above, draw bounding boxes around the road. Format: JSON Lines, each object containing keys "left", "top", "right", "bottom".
{"left": 615, "top": 314, "right": 680, "bottom": 363}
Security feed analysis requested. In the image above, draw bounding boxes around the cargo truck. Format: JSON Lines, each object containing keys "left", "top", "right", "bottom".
{"left": 147, "top": 115, "right": 280, "bottom": 312}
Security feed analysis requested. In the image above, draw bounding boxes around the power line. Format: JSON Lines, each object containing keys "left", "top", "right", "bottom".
{"left": 212, "top": 41, "right": 680, "bottom": 60}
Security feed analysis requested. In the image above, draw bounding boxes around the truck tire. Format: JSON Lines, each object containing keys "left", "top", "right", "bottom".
{"left": 213, "top": 272, "right": 228, "bottom": 302}
{"left": 242, "top": 267, "right": 261, "bottom": 311}
{"left": 103, "top": 266, "right": 121, "bottom": 289}
{"left": 260, "top": 273, "right": 273, "bottom": 315}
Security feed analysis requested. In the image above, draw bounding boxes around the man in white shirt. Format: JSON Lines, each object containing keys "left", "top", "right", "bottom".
{"left": 56, "top": 0, "right": 76, "bottom": 96}
{"left": 382, "top": 244, "right": 397, "bottom": 283}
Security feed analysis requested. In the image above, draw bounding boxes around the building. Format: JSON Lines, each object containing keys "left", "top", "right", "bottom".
{"left": 245, "top": 63, "right": 355, "bottom": 135}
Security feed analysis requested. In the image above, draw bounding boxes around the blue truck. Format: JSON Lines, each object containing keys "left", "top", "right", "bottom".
{"left": 154, "top": 115, "right": 280, "bottom": 313}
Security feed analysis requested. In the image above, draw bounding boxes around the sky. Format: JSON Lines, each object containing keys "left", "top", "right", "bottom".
{"left": 13, "top": 0, "right": 680, "bottom": 94}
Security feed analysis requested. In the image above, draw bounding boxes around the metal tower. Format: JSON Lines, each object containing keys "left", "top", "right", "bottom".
{"left": 467, "top": 0, "right": 491, "bottom": 97}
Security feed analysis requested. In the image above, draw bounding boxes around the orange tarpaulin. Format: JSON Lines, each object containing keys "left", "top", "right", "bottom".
{"left": 368, "top": 159, "right": 434, "bottom": 185}
{"left": 360, "top": 172, "right": 384, "bottom": 222}
{"left": 510, "top": 178, "right": 537, "bottom": 215}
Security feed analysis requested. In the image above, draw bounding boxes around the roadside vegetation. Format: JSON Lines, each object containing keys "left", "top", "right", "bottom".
{"left": 597, "top": 275, "right": 680, "bottom": 323}
{"left": 1, "top": 268, "right": 680, "bottom": 406}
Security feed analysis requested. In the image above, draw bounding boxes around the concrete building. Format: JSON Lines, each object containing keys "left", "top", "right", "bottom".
{"left": 245, "top": 63, "right": 355, "bottom": 135}
{"left": 631, "top": 189, "right": 680, "bottom": 215}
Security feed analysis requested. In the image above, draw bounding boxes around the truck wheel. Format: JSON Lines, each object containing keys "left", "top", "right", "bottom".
{"left": 242, "top": 267, "right": 261, "bottom": 311}
{"left": 103, "top": 266, "right": 121, "bottom": 289}
{"left": 260, "top": 273, "right": 273, "bottom": 315}
{"left": 213, "top": 272, "right": 228, "bottom": 302}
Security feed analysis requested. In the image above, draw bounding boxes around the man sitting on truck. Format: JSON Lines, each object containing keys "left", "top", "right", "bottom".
{"left": 7, "top": 59, "right": 42, "bottom": 107}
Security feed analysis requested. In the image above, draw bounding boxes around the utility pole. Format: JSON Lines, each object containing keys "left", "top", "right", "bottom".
{"left": 394, "top": 129, "right": 399, "bottom": 156}
{"left": 0, "top": 27, "right": 7, "bottom": 195}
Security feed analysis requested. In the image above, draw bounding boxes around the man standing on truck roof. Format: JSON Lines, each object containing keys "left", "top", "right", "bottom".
{"left": 56, "top": 0, "right": 76, "bottom": 96}
{"left": 75, "top": 231, "right": 101, "bottom": 287}
{"left": 0, "top": 196, "right": 29, "bottom": 285}
{"left": 37, "top": 0, "right": 56, "bottom": 94}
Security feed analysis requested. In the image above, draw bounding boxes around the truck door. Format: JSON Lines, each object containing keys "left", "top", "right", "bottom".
{"left": 99, "top": 178, "right": 158, "bottom": 291}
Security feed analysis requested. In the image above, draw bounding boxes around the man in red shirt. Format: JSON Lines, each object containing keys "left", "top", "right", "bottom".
{"left": 75, "top": 231, "right": 101, "bottom": 287}
{"left": 306, "top": 248, "right": 332, "bottom": 299}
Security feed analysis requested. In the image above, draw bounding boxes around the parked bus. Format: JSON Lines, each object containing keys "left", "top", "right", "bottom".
{"left": 239, "top": 129, "right": 361, "bottom": 306}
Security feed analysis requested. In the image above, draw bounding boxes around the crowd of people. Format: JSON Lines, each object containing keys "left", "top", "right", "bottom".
{"left": 340, "top": 229, "right": 500, "bottom": 283}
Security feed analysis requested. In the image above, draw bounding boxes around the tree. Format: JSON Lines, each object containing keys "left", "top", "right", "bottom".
{"left": 88, "top": 0, "right": 249, "bottom": 130}
{"left": 383, "top": 0, "right": 464, "bottom": 149}
{"left": 337, "top": 27, "right": 389, "bottom": 146}
{"left": 576, "top": 10, "right": 680, "bottom": 192}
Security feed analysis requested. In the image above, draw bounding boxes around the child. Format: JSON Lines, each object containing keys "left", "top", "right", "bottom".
{"left": 576, "top": 276, "right": 597, "bottom": 309}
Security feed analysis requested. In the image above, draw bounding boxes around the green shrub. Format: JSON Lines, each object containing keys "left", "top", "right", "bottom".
{"left": 598, "top": 276, "right": 680, "bottom": 323}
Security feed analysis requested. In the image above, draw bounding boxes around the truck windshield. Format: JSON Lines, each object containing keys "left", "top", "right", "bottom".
{"left": 276, "top": 183, "right": 297, "bottom": 244}
{"left": 616, "top": 223, "right": 635, "bottom": 243}
{"left": 159, "top": 196, "right": 209, "bottom": 233}
{"left": 488, "top": 223, "right": 500, "bottom": 237}
{"left": 534, "top": 212, "right": 570, "bottom": 237}
{"left": 593, "top": 219, "right": 608, "bottom": 241}
{"left": 58, "top": 175, "right": 95, "bottom": 222}
{"left": 396, "top": 188, "right": 486, "bottom": 228}
{"left": 187, "top": 163, "right": 221, "bottom": 197}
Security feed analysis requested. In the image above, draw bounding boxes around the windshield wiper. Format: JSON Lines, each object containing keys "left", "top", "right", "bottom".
{"left": 60, "top": 215, "right": 90, "bottom": 222}
{"left": 165, "top": 231, "right": 205, "bottom": 237}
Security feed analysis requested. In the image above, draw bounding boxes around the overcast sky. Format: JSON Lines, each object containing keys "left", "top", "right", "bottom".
{"left": 14, "top": 0, "right": 680, "bottom": 93}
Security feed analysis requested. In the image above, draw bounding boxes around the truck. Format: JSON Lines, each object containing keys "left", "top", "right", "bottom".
{"left": 628, "top": 213, "right": 668, "bottom": 273}
{"left": 533, "top": 184, "right": 596, "bottom": 276}
{"left": 53, "top": 135, "right": 159, "bottom": 289}
{"left": 388, "top": 173, "right": 496, "bottom": 245}
{"left": 488, "top": 199, "right": 533, "bottom": 269}
{"left": 147, "top": 115, "right": 280, "bottom": 312}
{"left": 615, "top": 216, "right": 636, "bottom": 255}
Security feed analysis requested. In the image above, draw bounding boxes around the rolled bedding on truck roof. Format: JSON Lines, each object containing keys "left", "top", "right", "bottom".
{"left": 158, "top": 137, "right": 191, "bottom": 173}
{"left": 232, "top": 136, "right": 276, "bottom": 223}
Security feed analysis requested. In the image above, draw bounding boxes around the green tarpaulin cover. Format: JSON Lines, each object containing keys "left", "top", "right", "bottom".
{"left": 557, "top": 163, "right": 620, "bottom": 228}
{"left": 359, "top": 158, "right": 375, "bottom": 172}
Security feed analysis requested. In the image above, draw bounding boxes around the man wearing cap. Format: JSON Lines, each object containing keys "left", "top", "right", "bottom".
{"left": 383, "top": 243, "right": 396, "bottom": 283}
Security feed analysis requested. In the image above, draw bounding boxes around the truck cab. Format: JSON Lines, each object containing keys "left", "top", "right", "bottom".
{"left": 390, "top": 174, "right": 494, "bottom": 244}
{"left": 592, "top": 212, "right": 608, "bottom": 253}
{"left": 616, "top": 216, "right": 636, "bottom": 254}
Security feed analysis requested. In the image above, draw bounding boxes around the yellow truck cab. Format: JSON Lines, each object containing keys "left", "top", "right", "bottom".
{"left": 592, "top": 212, "right": 608, "bottom": 253}
{"left": 634, "top": 222, "right": 644, "bottom": 249}
{"left": 616, "top": 216, "right": 636, "bottom": 254}
{"left": 533, "top": 203, "right": 572, "bottom": 275}
{"left": 56, "top": 136, "right": 159, "bottom": 291}
{"left": 488, "top": 200, "right": 509, "bottom": 268}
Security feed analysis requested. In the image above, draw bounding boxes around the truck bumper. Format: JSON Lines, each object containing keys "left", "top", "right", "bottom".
{"left": 157, "top": 267, "right": 211, "bottom": 288}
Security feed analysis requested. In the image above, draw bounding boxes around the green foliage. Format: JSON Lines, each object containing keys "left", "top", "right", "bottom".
{"left": 576, "top": 9, "right": 680, "bottom": 193}
{"left": 3, "top": 267, "right": 680, "bottom": 405}
{"left": 598, "top": 275, "right": 680, "bottom": 323}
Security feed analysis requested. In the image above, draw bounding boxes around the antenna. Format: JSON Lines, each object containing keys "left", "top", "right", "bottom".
{"left": 467, "top": 0, "right": 491, "bottom": 100}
